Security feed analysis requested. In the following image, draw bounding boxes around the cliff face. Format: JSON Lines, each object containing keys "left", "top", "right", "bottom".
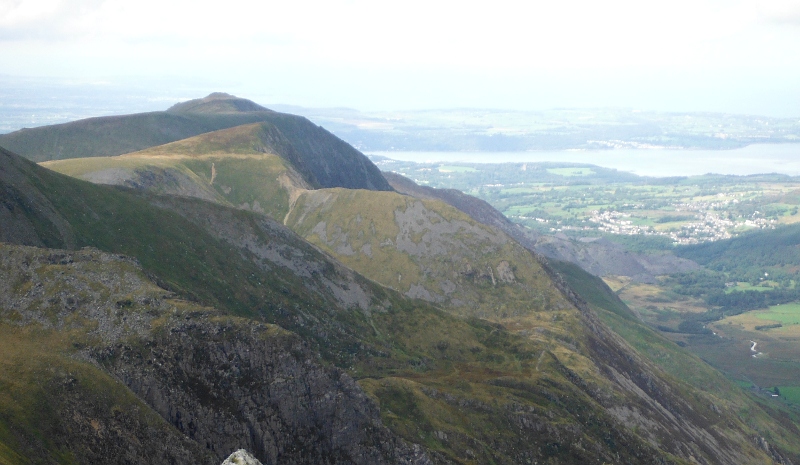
{"left": 0, "top": 243, "right": 431, "bottom": 465}
{"left": 98, "top": 316, "right": 430, "bottom": 465}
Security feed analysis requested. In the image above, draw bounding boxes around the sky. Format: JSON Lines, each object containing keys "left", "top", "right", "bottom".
{"left": 1, "top": 0, "right": 800, "bottom": 116}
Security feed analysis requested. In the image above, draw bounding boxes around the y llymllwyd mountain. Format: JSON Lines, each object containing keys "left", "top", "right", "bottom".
{"left": 2, "top": 96, "right": 799, "bottom": 464}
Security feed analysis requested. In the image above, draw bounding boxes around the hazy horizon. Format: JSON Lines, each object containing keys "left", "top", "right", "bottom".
{"left": 2, "top": 1, "right": 800, "bottom": 118}
{"left": 2, "top": 74, "right": 800, "bottom": 135}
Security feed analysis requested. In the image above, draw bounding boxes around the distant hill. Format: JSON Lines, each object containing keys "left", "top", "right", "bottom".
{"left": 676, "top": 223, "right": 800, "bottom": 281}
{"left": 0, "top": 92, "right": 395, "bottom": 193}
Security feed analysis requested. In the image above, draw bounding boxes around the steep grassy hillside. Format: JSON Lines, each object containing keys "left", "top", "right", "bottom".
{"left": 42, "top": 134, "right": 296, "bottom": 221}
{"left": 286, "top": 188, "right": 566, "bottom": 320}
{"left": 388, "top": 172, "right": 793, "bottom": 429}
{"left": 384, "top": 173, "right": 797, "bottom": 443}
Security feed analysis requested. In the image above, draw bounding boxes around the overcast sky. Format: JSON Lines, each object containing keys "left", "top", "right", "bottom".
{"left": 2, "top": 0, "right": 800, "bottom": 115}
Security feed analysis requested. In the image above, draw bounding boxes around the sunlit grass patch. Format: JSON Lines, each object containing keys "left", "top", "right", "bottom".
{"left": 777, "top": 386, "right": 800, "bottom": 404}
{"left": 756, "top": 303, "right": 800, "bottom": 325}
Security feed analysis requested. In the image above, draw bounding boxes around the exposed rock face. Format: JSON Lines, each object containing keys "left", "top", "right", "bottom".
{"left": 496, "top": 260, "right": 516, "bottom": 283}
{"left": 534, "top": 235, "right": 699, "bottom": 283}
{"left": 0, "top": 243, "right": 432, "bottom": 465}
{"left": 98, "top": 316, "right": 432, "bottom": 465}
{"left": 47, "top": 369, "right": 217, "bottom": 465}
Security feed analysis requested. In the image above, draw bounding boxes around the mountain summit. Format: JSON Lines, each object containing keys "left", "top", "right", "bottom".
{"left": 167, "top": 92, "right": 271, "bottom": 114}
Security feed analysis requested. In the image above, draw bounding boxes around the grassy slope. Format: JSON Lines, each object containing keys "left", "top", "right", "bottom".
{"left": 43, "top": 152, "right": 294, "bottom": 221}
{"left": 286, "top": 188, "right": 568, "bottom": 321}
{"left": 390, "top": 171, "right": 800, "bottom": 445}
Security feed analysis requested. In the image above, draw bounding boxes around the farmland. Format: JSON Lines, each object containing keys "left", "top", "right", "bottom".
{"left": 372, "top": 158, "right": 800, "bottom": 245}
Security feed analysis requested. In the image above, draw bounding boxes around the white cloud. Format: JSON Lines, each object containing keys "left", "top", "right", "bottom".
{"left": 2, "top": 0, "right": 796, "bottom": 68}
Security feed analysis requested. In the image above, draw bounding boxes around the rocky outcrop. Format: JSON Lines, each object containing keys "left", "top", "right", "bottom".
{"left": 0, "top": 243, "right": 431, "bottom": 465}
{"left": 97, "top": 315, "right": 431, "bottom": 465}
{"left": 535, "top": 235, "right": 699, "bottom": 283}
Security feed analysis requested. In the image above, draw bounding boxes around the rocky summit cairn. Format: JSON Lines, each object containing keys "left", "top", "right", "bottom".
{"left": 221, "top": 449, "right": 262, "bottom": 465}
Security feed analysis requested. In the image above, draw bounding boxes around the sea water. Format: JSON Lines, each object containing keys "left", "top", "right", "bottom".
{"left": 368, "top": 144, "right": 800, "bottom": 178}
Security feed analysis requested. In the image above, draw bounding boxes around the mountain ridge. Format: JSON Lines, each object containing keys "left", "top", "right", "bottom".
{"left": 167, "top": 92, "right": 272, "bottom": 114}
